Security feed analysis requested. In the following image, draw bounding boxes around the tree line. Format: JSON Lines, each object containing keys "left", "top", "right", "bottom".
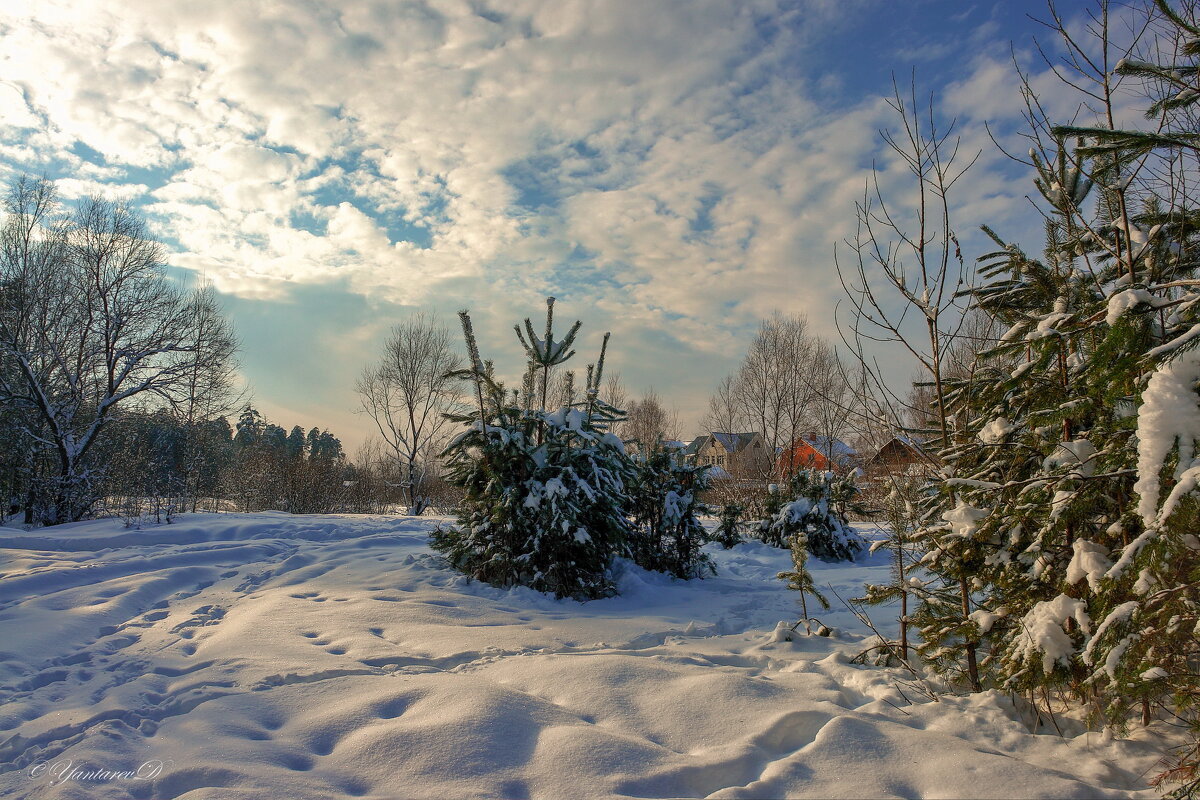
{"left": 0, "top": 176, "right": 431, "bottom": 526}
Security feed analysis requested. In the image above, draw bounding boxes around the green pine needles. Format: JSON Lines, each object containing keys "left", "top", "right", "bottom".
{"left": 777, "top": 532, "right": 829, "bottom": 627}
{"left": 627, "top": 445, "right": 714, "bottom": 579}
{"left": 433, "top": 299, "right": 713, "bottom": 599}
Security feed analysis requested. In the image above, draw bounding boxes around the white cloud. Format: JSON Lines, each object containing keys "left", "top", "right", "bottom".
{"left": 0, "top": 0, "right": 1074, "bottom": 440}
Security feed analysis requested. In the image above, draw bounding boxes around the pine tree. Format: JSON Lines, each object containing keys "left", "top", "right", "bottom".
{"left": 760, "top": 469, "right": 866, "bottom": 561}
{"left": 627, "top": 444, "right": 713, "bottom": 579}
{"left": 713, "top": 502, "right": 744, "bottom": 548}
{"left": 777, "top": 531, "right": 829, "bottom": 631}
{"left": 286, "top": 425, "right": 306, "bottom": 460}
{"left": 431, "top": 301, "right": 634, "bottom": 600}
{"left": 916, "top": 2, "right": 1200, "bottom": 744}
{"left": 234, "top": 406, "right": 264, "bottom": 449}
{"left": 755, "top": 483, "right": 786, "bottom": 546}
{"left": 857, "top": 476, "right": 923, "bottom": 661}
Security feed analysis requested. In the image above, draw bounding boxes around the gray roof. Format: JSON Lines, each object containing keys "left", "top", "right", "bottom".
{"left": 686, "top": 432, "right": 760, "bottom": 455}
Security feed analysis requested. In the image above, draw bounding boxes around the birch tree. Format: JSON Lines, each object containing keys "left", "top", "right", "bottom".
{"left": 356, "top": 313, "right": 464, "bottom": 515}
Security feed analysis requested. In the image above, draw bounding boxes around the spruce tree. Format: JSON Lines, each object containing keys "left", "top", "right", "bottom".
{"left": 713, "top": 502, "right": 744, "bottom": 549}
{"left": 761, "top": 469, "right": 866, "bottom": 561}
{"left": 627, "top": 445, "right": 713, "bottom": 579}
{"left": 431, "top": 300, "right": 634, "bottom": 600}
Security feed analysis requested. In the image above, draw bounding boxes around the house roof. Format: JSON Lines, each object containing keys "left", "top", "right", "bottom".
{"left": 683, "top": 432, "right": 763, "bottom": 457}
{"left": 867, "top": 436, "right": 928, "bottom": 465}
{"left": 800, "top": 435, "right": 856, "bottom": 464}
{"left": 710, "top": 432, "right": 759, "bottom": 453}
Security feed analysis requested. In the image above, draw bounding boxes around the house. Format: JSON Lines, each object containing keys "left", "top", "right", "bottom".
{"left": 862, "top": 436, "right": 932, "bottom": 481}
{"left": 777, "top": 432, "right": 857, "bottom": 477}
{"left": 683, "top": 432, "right": 773, "bottom": 477}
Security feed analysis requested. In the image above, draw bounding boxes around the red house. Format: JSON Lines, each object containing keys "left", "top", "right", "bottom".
{"left": 777, "top": 433, "right": 856, "bottom": 478}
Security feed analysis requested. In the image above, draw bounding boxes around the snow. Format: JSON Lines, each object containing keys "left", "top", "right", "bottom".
{"left": 1084, "top": 601, "right": 1141, "bottom": 671}
{"left": 969, "top": 608, "right": 1005, "bottom": 635}
{"left": 942, "top": 501, "right": 988, "bottom": 539}
{"left": 1044, "top": 438, "right": 1099, "bottom": 477}
{"left": 978, "top": 417, "right": 1016, "bottom": 444}
{"left": 0, "top": 512, "right": 1167, "bottom": 799}
{"left": 1009, "top": 595, "right": 1090, "bottom": 676}
{"left": 1066, "top": 539, "right": 1113, "bottom": 592}
{"left": 1133, "top": 347, "right": 1200, "bottom": 527}
{"left": 1028, "top": 301, "right": 1072, "bottom": 340}
{"left": 1105, "top": 289, "right": 1155, "bottom": 326}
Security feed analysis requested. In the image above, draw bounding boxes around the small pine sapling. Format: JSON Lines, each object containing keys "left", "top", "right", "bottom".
{"left": 857, "top": 476, "right": 923, "bottom": 664}
{"left": 777, "top": 532, "right": 830, "bottom": 635}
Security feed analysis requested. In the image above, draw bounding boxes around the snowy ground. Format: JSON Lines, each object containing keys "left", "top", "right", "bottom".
{"left": 0, "top": 513, "right": 1171, "bottom": 799}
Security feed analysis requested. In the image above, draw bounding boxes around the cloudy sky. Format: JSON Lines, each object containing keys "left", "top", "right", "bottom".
{"left": 1, "top": 0, "right": 1078, "bottom": 452}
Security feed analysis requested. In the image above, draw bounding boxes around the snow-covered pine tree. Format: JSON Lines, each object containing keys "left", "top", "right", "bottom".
{"left": 916, "top": 141, "right": 1144, "bottom": 695}
{"left": 627, "top": 444, "right": 713, "bottom": 579}
{"left": 921, "top": 1, "right": 1200, "bottom": 744}
{"left": 713, "top": 502, "right": 744, "bottom": 548}
{"left": 761, "top": 469, "right": 865, "bottom": 561}
{"left": 431, "top": 301, "right": 634, "bottom": 600}
{"left": 755, "top": 483, "right": 785, "bottom": 545}
{"left": 1041, "top": 6, "right": 1200, "bottom": 787}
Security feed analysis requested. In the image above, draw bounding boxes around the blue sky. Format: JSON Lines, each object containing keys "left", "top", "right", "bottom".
{"left": 0, "top": 0, "right": 1096, "bottom": 452}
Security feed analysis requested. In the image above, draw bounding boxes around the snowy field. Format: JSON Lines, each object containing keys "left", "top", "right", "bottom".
{"left": 0, "top": 513, "right": 1170, "bottom": 799}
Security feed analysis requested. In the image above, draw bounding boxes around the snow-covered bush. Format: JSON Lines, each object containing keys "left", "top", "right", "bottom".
{"left": 627, "top": 447, "right": 713, "bottom": 579}
{"left": 759, "top": 469, "right": 865, "bottom": 561}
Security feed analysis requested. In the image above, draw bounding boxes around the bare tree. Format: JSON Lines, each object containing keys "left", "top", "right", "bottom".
{"left": 623, "top": 389, "right": 681, "bottom": 455}
{"left": 805, "top": 340, "right": 855, "bottom": 466}
{"left": 700, "top": 374, "right": 742, "bottom": 436}
{"left": 834, "top": 77, "right": 982, "bottom": 690}
{"left": 356, "top": 313, "right": 464, "bottom": 515}
{"left": 174, "top": 285, "right": 241, "bottom": 512}
{"left": 729, "top": 314, "right": 821, "bottom": 455}
{"left": 0, "top": 176, "right": 234, "bottom": 525}
{"left": 702, "top": 313, "right": 846, "bottom": 463}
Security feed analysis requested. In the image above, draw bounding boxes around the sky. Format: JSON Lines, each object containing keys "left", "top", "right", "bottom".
{"left": 0, "top": 0, "right": 1101, "bottom": 454}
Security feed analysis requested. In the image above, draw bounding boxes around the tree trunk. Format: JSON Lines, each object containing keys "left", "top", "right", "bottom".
{"left": 960, "top": 577, "right": 981, "bottom": 691}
